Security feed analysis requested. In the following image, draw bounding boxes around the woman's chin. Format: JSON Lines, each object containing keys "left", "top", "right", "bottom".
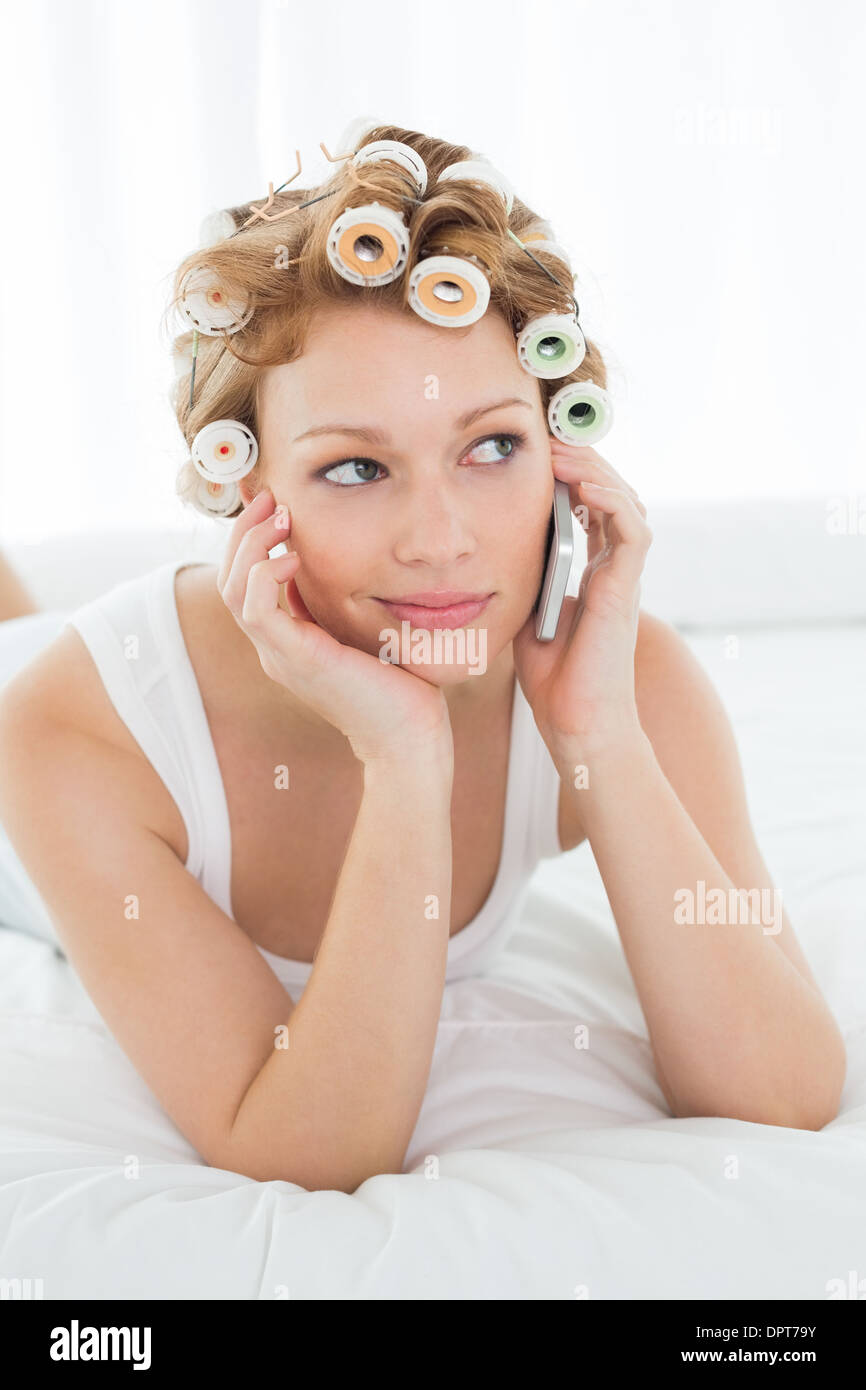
{"left": 395, "top": 657, "right": 489, "bottom": 686}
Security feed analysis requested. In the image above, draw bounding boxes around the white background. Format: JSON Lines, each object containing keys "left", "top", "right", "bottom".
{"left": 0, "top": 0, "right": 864, "bottom": 542}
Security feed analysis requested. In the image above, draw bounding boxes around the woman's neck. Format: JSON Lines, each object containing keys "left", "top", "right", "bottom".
{"left": 441, "top": 641, "right": 515, "bottom": 722}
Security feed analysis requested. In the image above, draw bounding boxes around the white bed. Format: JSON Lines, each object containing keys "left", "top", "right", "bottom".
{"left": 0, "top": 500, "right": 864, "bottom": 1300}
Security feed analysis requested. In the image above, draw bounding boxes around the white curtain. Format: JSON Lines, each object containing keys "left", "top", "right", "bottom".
{"left": 1, "top": 0, "right": 863, "bottom": 542}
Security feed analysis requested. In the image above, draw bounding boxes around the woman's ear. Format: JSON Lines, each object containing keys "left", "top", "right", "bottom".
{"left": 238, "top": 479, "right": 255, "bottom": 508}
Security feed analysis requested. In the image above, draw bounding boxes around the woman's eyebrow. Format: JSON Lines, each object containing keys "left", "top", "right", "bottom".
{"left": 292, "top": 396, "right": 534, "bottom": 446}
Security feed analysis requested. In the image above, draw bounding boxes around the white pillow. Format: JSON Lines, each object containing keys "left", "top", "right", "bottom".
{"left": 568, "top": 495, "right": 866, "bottom": 626}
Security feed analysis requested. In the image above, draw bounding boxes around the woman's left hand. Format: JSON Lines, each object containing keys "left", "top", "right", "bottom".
{"left": 513, "top": 437, "right": 653, "bottom": 768}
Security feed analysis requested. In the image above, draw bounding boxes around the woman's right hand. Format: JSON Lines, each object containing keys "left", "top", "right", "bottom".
{"left": 217, "top": 488, "right": 454, "bottom": 769}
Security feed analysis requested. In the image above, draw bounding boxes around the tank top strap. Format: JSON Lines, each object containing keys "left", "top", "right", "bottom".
{"left": 514, "top": 679, "right": 564, "bottom": 866}
{"left": 148, "top": 561, "right": 234, "bottom": 916}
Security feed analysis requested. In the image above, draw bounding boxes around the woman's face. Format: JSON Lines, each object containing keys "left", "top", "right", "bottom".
{"left": 249, "top": 301, "right": 554, "bottom": 684}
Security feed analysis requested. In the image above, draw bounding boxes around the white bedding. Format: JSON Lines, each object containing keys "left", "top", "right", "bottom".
{"left": 0, "top": 617, "right": 864, "bottom": 1300}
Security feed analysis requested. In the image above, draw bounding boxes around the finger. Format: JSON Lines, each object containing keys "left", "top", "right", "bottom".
{"left": 573, "top": 487, "right": 610, "bottom": 564}
{"left": 221, "top": 503, "right": 294, "bottom": 616}
{"left": 555, "top": 451, "right": 647, "bottom": 520}
{"left": 239, "top": 553, "right": 330, "bottom": 683}
{"left": 553, "top": 450, "right": 642, "bottom": 505}
{"left": 241, "top": 552, "right": 301, "bottom": 628}
{"left": 544, "top": 591, "right": 583, "bottom": 655}
{"left": 241, "top": 553, "right": 323, "bottom": 664}
{"left": 282, "top": 568, "right": 316, "bottom": 623}
{"left": 216, "top": 487, "right": 275, "bottom": 589}
{"left": 551, "top": 441, "right": 647, "bottom": 518}
{"left": 577, "top": 482, "right": 653, "bottom": 593}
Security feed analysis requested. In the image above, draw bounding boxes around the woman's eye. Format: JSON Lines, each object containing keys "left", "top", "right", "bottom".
{"left": 321, "top": 459, "right": 384, "bottom": 487}
{"left": 318, "top": 432, "right": 526, "bottom": 487}
{"left": 465, "top": 433, "right": 523, "bottom": 465}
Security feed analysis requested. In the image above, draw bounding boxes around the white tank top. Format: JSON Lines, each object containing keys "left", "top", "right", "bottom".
{"left": 58, "top": 559, "right": 564, "bottom": 985}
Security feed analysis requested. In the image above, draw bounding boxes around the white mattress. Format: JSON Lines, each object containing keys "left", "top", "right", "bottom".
{"left": 0, "top": 615, "right": 864, "bottom": 1299}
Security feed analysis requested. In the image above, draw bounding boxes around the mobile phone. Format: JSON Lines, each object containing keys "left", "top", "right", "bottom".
{"left": 534, "top": 479, "right": 574, "bottom": 641}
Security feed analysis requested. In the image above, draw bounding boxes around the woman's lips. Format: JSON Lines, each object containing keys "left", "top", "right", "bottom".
{"left": 375, "top": 595, "right": 492, "bottom": 629}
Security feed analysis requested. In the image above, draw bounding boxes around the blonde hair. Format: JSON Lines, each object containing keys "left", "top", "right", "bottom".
{"left": 165, "top": 122, "right": 608, "bottom": 518}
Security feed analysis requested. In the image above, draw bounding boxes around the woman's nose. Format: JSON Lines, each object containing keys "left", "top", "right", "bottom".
{"left": 392, "top": 490, "right": 475, "bottom": 567}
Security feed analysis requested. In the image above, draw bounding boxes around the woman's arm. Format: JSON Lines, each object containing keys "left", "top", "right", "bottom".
{"left": 228, "top": 744, "right": 454, "bottom": 1191}
{"left": 208, "top": 489, "right": 459, "bottom": 1189}
{"left": 554, "top": 615, "right": 847, "bottom": 1131}
{"left": 514, "top": 439, "right": 845, "bottom": 1132}
{"left": 0, "top": 639, "right": 454, "bottom": 1195}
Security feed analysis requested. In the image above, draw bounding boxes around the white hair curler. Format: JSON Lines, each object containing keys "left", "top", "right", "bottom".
{"left": 191, "top": 419, "right": 259, "bottom": 485}
{"left": 521, "top": 238, "right": 572, "bottom": 264}
{"left": 521, "top": 221, "right": 556, "bottom": 244}
{"left": 407, "top": 253, "right": 490, "bottom": 327}
{"left": 198, "top": 209, "right": 237, "bottom": 247}
{"left": 326, "top": 202, "right": 411, "bottom": 287}
{"left": 193, "top": 475, "right": 242, "bottom": 517}
{"left": 179, "top": 265, "right": 253, "bottom": 336}
{"left": 435, "top": 158, "right": 515, "bottom": 216}
{"left": 352, "top": 139, "right": 428, "bottom": 196}
{"left": 334, "top": 115, "right": 386, "bottom": 157}
{"left": 548, "top": 380, "right": 614, "bottom": 447}
{"left": 518, "top": 311, "right": 587, "bottom": 379}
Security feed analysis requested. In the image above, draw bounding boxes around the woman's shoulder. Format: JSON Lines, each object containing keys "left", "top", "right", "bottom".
{"left": 1, "top": 613, "right": 116, "bottom": 740}
{"left": 0, "top": 586, "right": 191, "bottom": 862}
{"left": 5, "top": 560, "right": 208, "bottom": 739}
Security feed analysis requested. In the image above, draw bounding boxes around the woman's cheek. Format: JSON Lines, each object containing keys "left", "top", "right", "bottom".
{"left": 291, "top": 564, "right": 375, "bottom": 651}
{"left": 293, "top": 572, "right": 337, "bottom": 627}
{"left": 510, "top": 521, "right": 549, "bottom": 592}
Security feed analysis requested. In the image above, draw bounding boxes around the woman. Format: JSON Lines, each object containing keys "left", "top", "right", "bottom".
{"left": 0, "top": 124, "right": 845, "bottom": 1194}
